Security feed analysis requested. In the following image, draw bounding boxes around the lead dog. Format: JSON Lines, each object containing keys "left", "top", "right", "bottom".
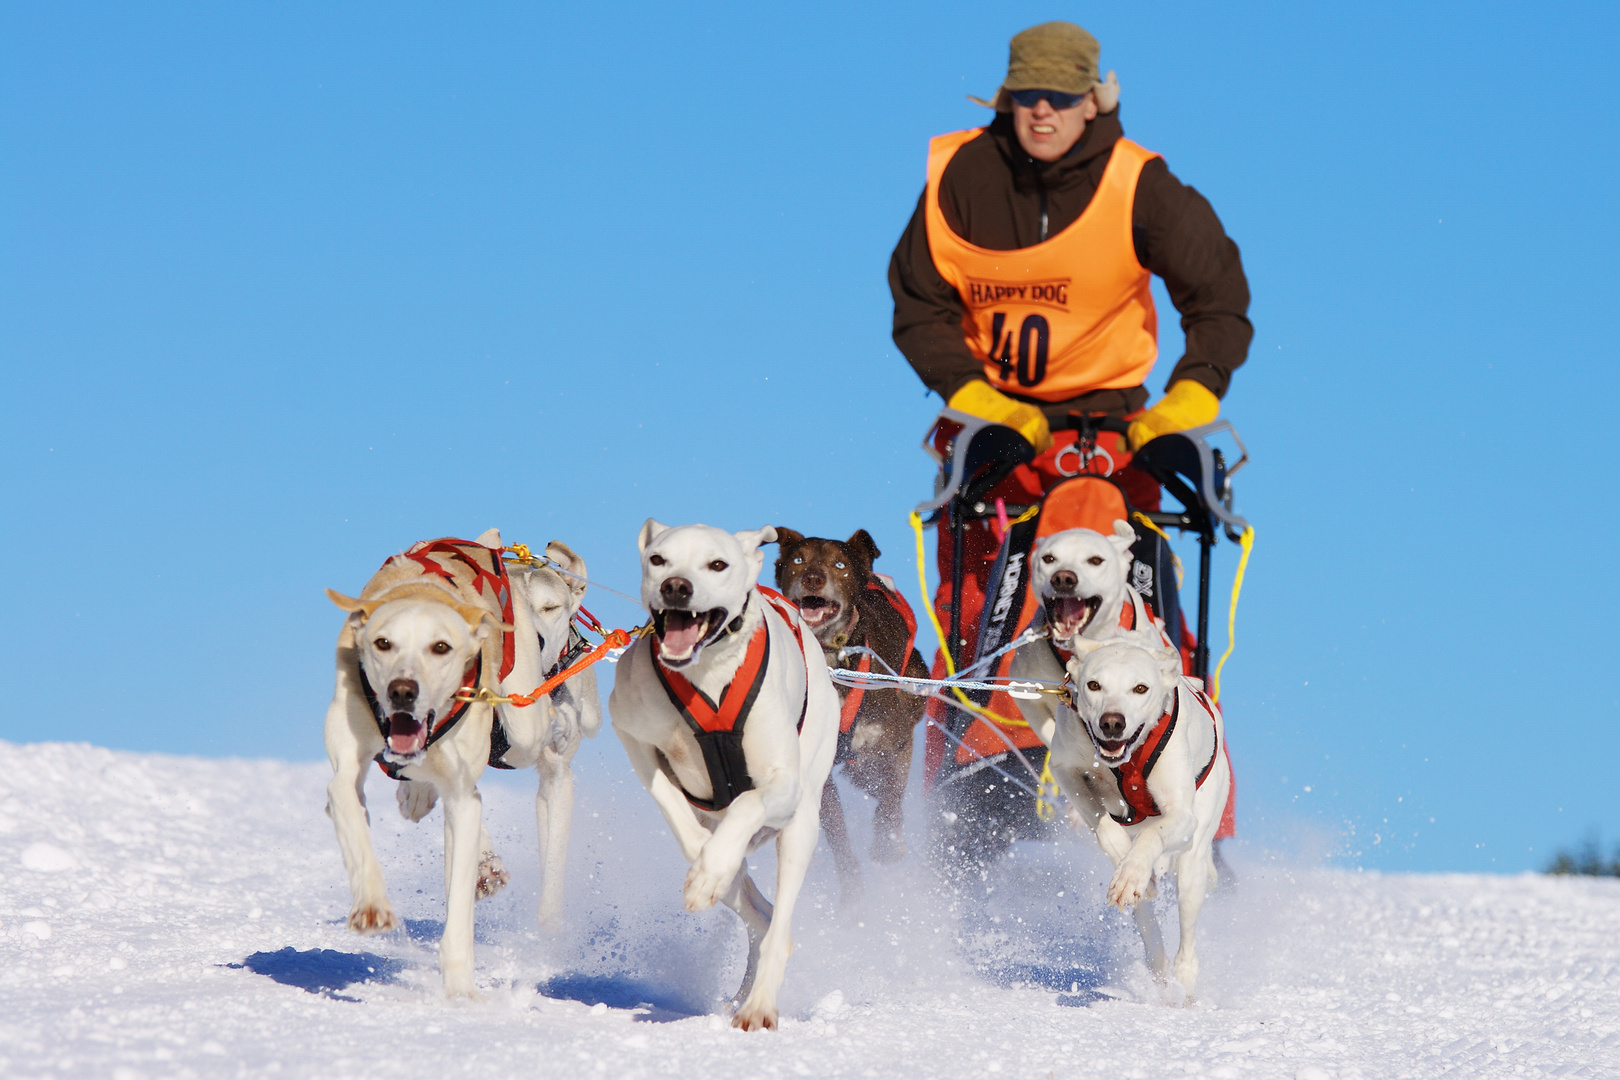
{"left": 1052, "top": 635, "right": 1230, "bottom": 995}
{"left": 323, "top": 533, "right": 597, "bottom": 996}
{"left": 609, "top": 521, "right": 839, "bottom": 1030}
{"left": 1010, "top": 520, "right": 1167, "bottom": 746}
{"left": 393, "top": 531, "right": 603, "bottom": 929}
{"left": 773, "top": 527, "right": 927, "bottom": 901}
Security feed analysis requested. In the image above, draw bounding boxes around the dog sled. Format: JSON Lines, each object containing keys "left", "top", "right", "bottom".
{"left": 914, "top": 407, "right": 1251, "bottom": 873}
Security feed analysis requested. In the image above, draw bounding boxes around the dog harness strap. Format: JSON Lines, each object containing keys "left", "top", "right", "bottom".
{"left": 838, "top": 650, "right": 872, "bottom": 735}
{"left": 757, "top": 586, "right": 810, "bottom": 733}
{"left": 655, "top": 620, "right": 772, "bottom": 812}
{"left": 1107, "top": 688, "right": 1220, "bottom": 824}
{"left": 1108, "top": 692, "right": 1179, "bottom": 825}
{"left": 362, "top": 658, "right": 480, "bottom": 780}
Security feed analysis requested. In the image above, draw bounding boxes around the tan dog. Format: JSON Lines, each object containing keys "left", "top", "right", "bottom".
{"left": 322, "top": 532, "right": 598, "bottom": 996}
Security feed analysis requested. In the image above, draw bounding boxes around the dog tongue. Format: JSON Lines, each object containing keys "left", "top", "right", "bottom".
{"left": 388, "top": 714, "right": 425, "bottom": 755}
{"left": 660, "top": 610, "right": 707, "bottom": 659}
{"left": 1053, "top": 597, "right": 1089, "bottom": 636}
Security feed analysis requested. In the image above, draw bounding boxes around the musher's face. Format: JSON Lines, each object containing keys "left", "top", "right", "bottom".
{"left": 1012, "top": 92, "right": 1099, "bottom": 162}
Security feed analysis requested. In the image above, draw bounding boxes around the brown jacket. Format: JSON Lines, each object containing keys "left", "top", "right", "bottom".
{"left": 888, "top": 109, "right": 1252, "bottom": 420}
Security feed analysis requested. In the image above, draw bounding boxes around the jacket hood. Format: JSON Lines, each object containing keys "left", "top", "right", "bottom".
{"left": 988, "top": 107, "right": 1125, "bottom": 193}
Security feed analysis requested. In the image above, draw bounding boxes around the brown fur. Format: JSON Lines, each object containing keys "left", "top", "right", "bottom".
{"left": 773, "top": 528, "right": 929, "bottom": 902}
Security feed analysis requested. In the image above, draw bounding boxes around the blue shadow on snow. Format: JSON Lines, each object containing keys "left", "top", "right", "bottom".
{"left": 538, "top": 972, "right": 710, "bottom": 1023}
{"left": 230, "top": 947, "right": 407, "bottom": 1001}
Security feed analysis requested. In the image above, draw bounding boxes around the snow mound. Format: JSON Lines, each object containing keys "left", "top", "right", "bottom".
{"left": 0, "top": 740, "right": 1615, "bottom": 1078}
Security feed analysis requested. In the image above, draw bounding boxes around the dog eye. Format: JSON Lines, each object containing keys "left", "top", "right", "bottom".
{"left": 648, "top": 554, "right": 665, "bottom": 566}
{"left": 1042, "top": 553, "right": 1055, "bottom": 563}
{"left": 374, "top": 638, "right": 392, "bottom": 652}
{"left": 793, "top": 556, "right": 803, "bottom": 564}
{"left": 1133, "top": 683, "right": 1149, "bottom": 694}
{"left": 1087, "top": 556, "right": 1105, "bottom": 566}
{"left": 432, "top": 641, "right": 452, "bottom": 656}
{"left": 1086, "top": 680, "right": 1101, "bottom": 691}
{"left": 834, "top": 561, "right": 845, "bottom": 570}
{"left": 708, "top": 560, "right": 728, "bottom": 572}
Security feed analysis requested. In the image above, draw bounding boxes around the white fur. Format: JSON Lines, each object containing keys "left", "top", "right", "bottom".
{"left": 609, "top": 520, "right": 839, "bottom": 1030}
{"left": 321, "top": 529, "right": 600, "bottom": 997}
{"left": 1051, "top": 636, "right": 1230, "bottom": 996}
{"left": 1011, "top": 521, "right": 1154, "bottom": 746}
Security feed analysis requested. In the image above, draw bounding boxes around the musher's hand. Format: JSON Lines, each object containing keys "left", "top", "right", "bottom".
{"left": 947, "top": 381, "right": 1053, "bottom": 453}
{"left": 1126, "top": 380, "right": 1220, "bottom": 451}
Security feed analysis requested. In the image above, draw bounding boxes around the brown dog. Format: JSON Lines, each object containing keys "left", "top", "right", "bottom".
{"left": 773, "top": 528, "right": 928, "bottom": 901}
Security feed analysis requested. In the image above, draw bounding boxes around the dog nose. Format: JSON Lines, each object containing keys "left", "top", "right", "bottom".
{"left": 387, "top": 679, "right": 419, "bottom": 711}
{"left": 660, "top": 577, "right": 693, "bottom": 605}
{"left": 801, "top": 570, "right": 826, "bottom": 590}
{"left": 1050, "top": 570, "right": 1078, "bottom": 594}
{"left": 1099, "top": 711, "right": 1126, "bottom": 739}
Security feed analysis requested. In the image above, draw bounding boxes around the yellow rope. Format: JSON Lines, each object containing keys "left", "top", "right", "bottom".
{"left": 906, "top": 512, "right": 1031, "bottom": 730}
{"left": 1211, "top": 525, "right": 1254, "bottom": 703}
{"left": 1130, "top": 511, "right": 1184, "bottom": 589}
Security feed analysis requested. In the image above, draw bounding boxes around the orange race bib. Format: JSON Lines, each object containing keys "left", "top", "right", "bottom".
{"left": 924, "top": 131, "right": 1160, "bottom": 401}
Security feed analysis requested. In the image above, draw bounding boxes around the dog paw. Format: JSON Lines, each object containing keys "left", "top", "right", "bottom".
{"left": 683, "top": 858, "right": 733, "bottom": 913}
{"left": 869, "top": 830, "right": 908, "bottom": 864}
{"left": 731, "top": 997, "right": 779, "bottom": 1032}
{"left": 1106, "top": 861, "right": 1153, "bottom": 909}
{"left": 348, "top": 902, "right": 399, "bottom": 935}
{"left": 476, "top": 854, "right": 510, "bottom": 900}
{"left": 395, "top": 780, "right": 438, "bottom": 822}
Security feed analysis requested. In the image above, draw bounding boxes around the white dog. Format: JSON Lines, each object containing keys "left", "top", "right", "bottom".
{"left": 608, "top": 520, "right": 838, "bottom": 1030}
{"left": 322, "top": 532, "right": 598, "bottom": 997}
{"left": 1051, "top": 635, "right": 1230, "bottom": 995}
{"left": 1010, "top": 520, "right": 1165, "bottom": 745}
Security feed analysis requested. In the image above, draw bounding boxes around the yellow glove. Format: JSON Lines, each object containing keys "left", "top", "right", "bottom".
{"left": 1127, "top": 380, "right": 1220, "bottom": 451}
{"left": 947, "top": 381, "right": 1053, "bottom": 453}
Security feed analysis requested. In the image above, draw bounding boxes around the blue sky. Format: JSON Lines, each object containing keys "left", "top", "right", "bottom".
{"left": 3, "top": 2, "right": 1617, "bottom": 873}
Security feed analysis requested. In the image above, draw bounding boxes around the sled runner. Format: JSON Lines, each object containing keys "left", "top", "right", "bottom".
{"left": 918, "top": 409, "right": 1249, "bottom": 871}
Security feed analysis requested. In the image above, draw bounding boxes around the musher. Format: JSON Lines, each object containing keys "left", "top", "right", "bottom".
{"left": 889, "top": 21, "right": 1252, "bottom": 864}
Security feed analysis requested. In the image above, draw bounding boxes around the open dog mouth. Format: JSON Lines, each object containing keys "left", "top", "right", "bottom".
{"left": 653, "top": 607, "right": 727, "bottom": 666}
{"left": 796, "top": 595, "right": 844, "bottom": 630}
{"left": 1046, "top": 595, "right": 1102, "bottom": 640}
{"left": 386, "top": 712, "right": 432, "bottom": 758}
{"left": 1094, "top": 736, "right": 1131, "bottom": 763}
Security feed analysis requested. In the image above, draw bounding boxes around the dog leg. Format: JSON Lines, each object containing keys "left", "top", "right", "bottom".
{"left": 733, "top": 809, "right": 818, "bottom": 1031}
{"left": 438, "top": 787, "right": 484, "bottom": 998}
{"left": 534, "top": 749, "right": 575, "bottom": 931}
{"left": 865, "top": 725, "right": 913, "bottom": 864}
{"left": 395, "top": 779, "right": 439, "bottom": 822}
{"left": 1171, "top": 846, "right": 1211, "bottom": 994}
{"left": 819, "top": 777, "right": 864, "bottom": 907}
{"left": 476, "top": 819, "right": 509, "bottom": 900}
{"left": 720, "top": 865, "right": 773, "bottom": 1007}
{"left": 1132, "top": 895, "right": 1170, "bottom": 981}
{"left": 326, "top": 763, "right": 398, "bottom": 935}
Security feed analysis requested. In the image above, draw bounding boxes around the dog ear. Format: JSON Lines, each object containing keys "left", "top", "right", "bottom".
{"left": 475, "top": 527, "right": 502, "bottom": 548}
{"left": 845, "top": 529, "right": 881, "bottom": 567}
{"left": 773, "top": 527, "right": 804, "bottom": 549}
{"left": 733, "top": 526, "right": 777, "bottom": 552}
{"left": 638, "top": 518, "right": 667, "bottom": 554}
{"left": 1109, "top": 519, "right": 1137, "bottom": 560}
{"left": 327, "top": 588, "right": 376, "bottom": 629}
{"left": 544, "top": 541, "right": 589, "bottom": 603}
{"left": 454, "top": 603, "right": 509, "bottom": 636}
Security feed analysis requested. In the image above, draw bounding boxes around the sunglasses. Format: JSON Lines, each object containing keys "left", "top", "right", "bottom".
{"left": 1008, "top": 88, "right": 1090, "bottom": 110}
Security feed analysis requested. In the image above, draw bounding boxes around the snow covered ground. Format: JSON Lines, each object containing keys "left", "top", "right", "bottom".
{"left": 1, "top": 740, "right": 1616, "bottom": 1080}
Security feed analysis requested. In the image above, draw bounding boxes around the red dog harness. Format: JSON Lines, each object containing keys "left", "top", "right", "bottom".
{"left": 837, "top": 579, "right": 920, "bottom": 735}
{"left": 1109, "top": 686, "right": 1220, "bottom": 826}
{"left": 654, "top": 587, "right": 808, "bottom": 811}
